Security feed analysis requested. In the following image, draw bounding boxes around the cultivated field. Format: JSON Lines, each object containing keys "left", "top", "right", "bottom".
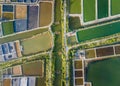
{"left": 86, "top": 49, "right": 96, "bottom": 59}
{"left": 96, "top": 47, "right": 114, "bottom": 57}
{"left": 87, "top": 57, "right": 120, "bottom": 86}
{"left": 115, "top": 45, "right": 120, "bottom": 54}
{"left": 74, "top": 60, "right": 83, "bottom": 69}
{"left": 3, "top": 79, "right": 11, "bottom": 86}
{"left": 3, "top": 5, "right": 13, "bottom": 12}
{"left": 75, "top": 78, "right": 83, "bottom": 85}
{"left": 22, "top": 61, "right": 43, "bottom": 76}
{"left": 83, "top": 0, "right": 95, "bottom": 22}
{"left": 111, "top": 0, "right": 120, "bottom": 15}
{"left": 2, "top": 21, "right": 14, "bottom": 36}
{"left": 39, "top": 2, "right": 52, "bottom": 27}
{"left": 27, "top": 5, "right": 38, "bottom": 29}
{"left": 97, "top": 0, "right": 108, "bottom": 19}
{"left": 2, "top": 13, "right": 13, "bottom": 20}
{"left": 70, "top": 0, "right": 81, "bottom": 14}
{"left": 14, "top": 19, "right": 27, "bottom": 32}
{"left": 75, "top": 70, "right": 83, "bottom": 77}
{"left": 15, "top": 5, "right": 27, "bottom": 19}
{"left": 21, "top": 31, "right": 52, "bottom": 55}
{"left": 12, "top": 65, "right": 22, "bottom": 75}
{"left": 0, "top": 28, "right": 48, "bottom": 44}
{"left": 77, "top": 21, "right": 120, "bottom": 42}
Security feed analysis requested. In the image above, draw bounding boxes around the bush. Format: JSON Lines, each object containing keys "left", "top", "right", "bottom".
{"left": 69, "top": 17, "right": 81, "bottom": 31}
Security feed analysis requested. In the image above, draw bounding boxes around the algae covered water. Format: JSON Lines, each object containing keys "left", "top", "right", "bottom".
{"left": 86, "top": 57, "right": 120, "bottom": 86}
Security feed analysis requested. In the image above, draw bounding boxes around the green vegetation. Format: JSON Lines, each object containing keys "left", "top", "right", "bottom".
{"left": 70, "top": 34, "right": 120, "bottom": 50}
{"left": 70, "top": 0, "right": 81, "bottom": 14}
{"left": 11, "top": 0, "right": 17, "bottom": 2}
{"left": 69, "top": 17, "right": 81, "bottom": 31}
{"left": 21, "top": 31, "right": 52, "bottom": 55}
{"left": 0, "top": 28, "right": 48, "bottom": 44}
{"left": 67, "top": 35, "right": 78, "bottom": 46}
{"left": 87, "top": 57, "right": 120, "bottom": 86}
{"left": 77, "top": 21, "right": 120, "bottom": 42}
{"left": 98, "top": 0, "right": 108, "bottom": 19}
{"left": 52, "top": 24, "right": 63, "bottom": 86}
{"left": 69, "top": 60, "right": 73, "bottom": 86}
{"left": 68, "top": 50, "right": 76, "bottom": 86}
{"left": 83, "top": 0, "right": 95, "bottom": 22}
{"left": 2, "top": 21, "right": 14, "bottom": 35}
{"left": 36, "top": 78, "right": 46, "bottom": 86}
{"left": 111, "top": 0, "right": 120, "bottom": 15}
{"left": 52, "top": 0, "right": 66, "bottom": 86}
{"left": 0, "top": 71, "right": 2, "bottom": 81}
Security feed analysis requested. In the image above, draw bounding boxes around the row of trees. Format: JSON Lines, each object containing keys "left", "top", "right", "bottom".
{"left": 51, "top": 0, "right": 66, "bottom": 86}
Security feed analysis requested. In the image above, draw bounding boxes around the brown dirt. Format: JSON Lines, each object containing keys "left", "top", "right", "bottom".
{"left": 3, "top": 79, "right": 11, "bottom": 86}
{"left": 39, "top": 2, "right": 52, "bottom": 27}
{"left": 22, "top": 61, "right": 44, "bottom": 76}
{"left": 15, "top": 5, "right": 27, "bottom": 19}
{"left": 74, "top": 60, "right": 82, "bottom": 69}
{"left": 115, "top": 45, "right": 120, "bottom": 54}
{"left": 75, "top": 78, "right": 83, "bottom": 85}
{"left": 75, "top": 70, "right": 83, "bottom": 77}
{"left": 13, "top": 65, "right": 22, "bottom": 75}
{"left": 14, "top": 41, "right": 22, "bottom": 57}
{"left": 96, "top": 47, "right": 114, "bottom": 57}
{"left": 2, "top": 12, "right": 13, "bottom": 20}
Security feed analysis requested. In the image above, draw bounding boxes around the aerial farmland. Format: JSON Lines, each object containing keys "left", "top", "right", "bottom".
{"left": 0, "top": 0, "right": 120, "bottom": 86}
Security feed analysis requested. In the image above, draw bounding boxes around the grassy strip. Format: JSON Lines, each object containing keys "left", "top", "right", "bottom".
{"left": 72, "top": 36, "right": 119, "bottom": 50}
{"left": 52, "top": 0, "right": 65, "bottom": 86}
{"left": 69, "top": 57, "right": 73, "bottom": 86}
{"left": 77, "top": 21, "right": 120, "bottom": 43}
{"left": 0, "top": 53, "right": 49, "bottom": 69}
{"left": 0, "top": 28, "right": 48, "bottom": 44}
{"left": 52, "top": 24, "right": 63, "bottom": 86}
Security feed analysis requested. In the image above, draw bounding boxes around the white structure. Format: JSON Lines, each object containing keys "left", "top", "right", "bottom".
{"left": 20, "top": 77, "right": 28, "bottom": 86}
{"left": 28, "top": 77, "right": 36, "bottom": 86}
